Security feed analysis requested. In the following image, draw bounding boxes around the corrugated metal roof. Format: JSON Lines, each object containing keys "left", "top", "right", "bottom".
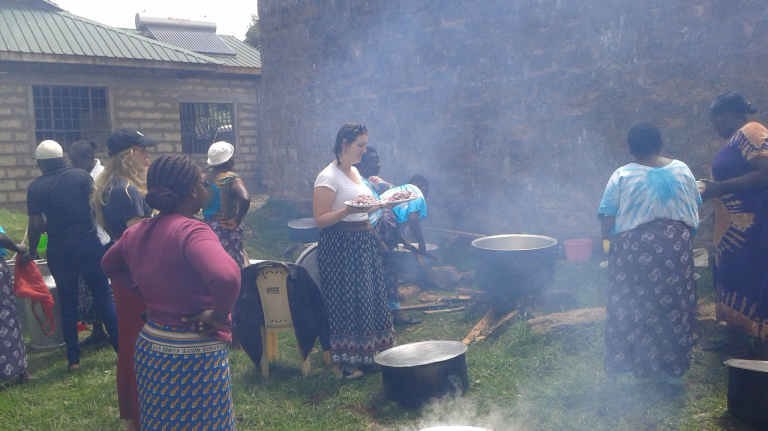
{"left": 0, "top": 1, "right": 222, "bottom": 65}
{"left": 215, "top": 35, "right": 261, "bottom": 68}
{"left": 145, "top": 24, "right": 236, "bottom": 56}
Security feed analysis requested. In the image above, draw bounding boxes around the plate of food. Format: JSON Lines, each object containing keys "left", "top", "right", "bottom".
{"left": 383, "top": 189, "right": 419, "bottom": 205}
{"left": 344, "top": 194, "right": 382, "bottom": 208}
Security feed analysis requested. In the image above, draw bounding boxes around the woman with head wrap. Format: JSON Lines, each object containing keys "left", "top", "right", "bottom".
{"left": 598, "top": 122, "right": 701, "bottom": 385}
{"left": 701, "top": 92, "right": 768, "bottom": 356}
{"left": 202, "top": 141, "right": 251, "bottom": 268}
{"left": 102, "top": 154, "right": 240, "bottom": 431}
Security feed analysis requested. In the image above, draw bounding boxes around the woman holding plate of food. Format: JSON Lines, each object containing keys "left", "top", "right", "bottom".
{"left": 312, "top": 122, "right": 396, "bottom": 379}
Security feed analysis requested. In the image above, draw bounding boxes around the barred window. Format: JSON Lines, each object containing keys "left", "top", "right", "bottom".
{"left": 33, "top": 86, "right": 111, "bottom": 148}
{"left": 179, "top": 103, "right": 235, "bottom": 154}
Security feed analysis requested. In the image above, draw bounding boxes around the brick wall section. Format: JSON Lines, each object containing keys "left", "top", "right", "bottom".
{"left": 0, "top": 65, "right": 261, "bottom": 210}
{"left": 258, "top": 0, "right": 768, "bottom": 239}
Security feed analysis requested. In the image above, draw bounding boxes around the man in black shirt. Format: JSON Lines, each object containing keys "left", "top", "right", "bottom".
{"left": 25, "top": 140, "right": 119, "bottom": 371}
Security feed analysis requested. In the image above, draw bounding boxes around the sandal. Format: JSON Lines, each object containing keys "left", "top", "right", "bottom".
{"left": 333, "top": 364, "right": 364, "bottom": 380}
{"left": 67, "top": 363, "right": 80, "bottom": 372}
{"left": 393, "top": 315, "right": 422, "bottom": 326}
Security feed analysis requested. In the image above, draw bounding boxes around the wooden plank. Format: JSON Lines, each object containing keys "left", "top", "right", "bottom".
{"left": 462, "top": 308, "right": 496, "bottom": 344}
{"left": 400, "top": 302, "right": 454, "bottom": 311}
{"left": 423, "top": 306, "right": 466, "bottom": 315}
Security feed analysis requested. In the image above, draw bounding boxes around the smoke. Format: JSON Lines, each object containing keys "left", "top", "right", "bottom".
{"left": 392, "top": 395, "right": 532, "bottom": 431}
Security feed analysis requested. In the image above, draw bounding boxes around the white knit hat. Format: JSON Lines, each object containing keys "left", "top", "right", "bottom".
{"left": 35, "top": 140, "right": 63, "bottom": 160}
{"left": 207, "top": 141, "right": 235, "bottom": 166}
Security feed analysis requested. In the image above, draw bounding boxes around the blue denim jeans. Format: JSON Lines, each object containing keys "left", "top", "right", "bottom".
{"left": 47, "top": 240, "right": 119, "bottom": 365}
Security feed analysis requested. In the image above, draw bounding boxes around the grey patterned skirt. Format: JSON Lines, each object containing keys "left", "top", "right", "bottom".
{"left": 318, "top": 227, "right": 395, "bottom": 366}
{"left": 605, "top": 219, "right": 696, "bottom": 383}
{"left": 0, "top": 259, "right": 28, "bottom": 380}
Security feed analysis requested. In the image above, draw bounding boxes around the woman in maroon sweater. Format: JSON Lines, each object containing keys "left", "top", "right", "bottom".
{"left": 102, "top": 155, "right": 240, "bottom": 431}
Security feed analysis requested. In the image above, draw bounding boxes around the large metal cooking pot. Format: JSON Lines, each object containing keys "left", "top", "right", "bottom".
{"left": 6, "top": 259, "right": 65, "bottom": 349}
{"left": 471, "top": 234, "right": 558, "bottom": 298}
{"left": 392, "top": 243, "right": 438, "bottom": 283}
{"left": 420, "top": 427, "right": 492, "bottom": 431}
{"left": 725, "top": 359, "right": 768, "bottom": 428}
{"left": 288, "top": 218, "right": 319, "bottom": 243}
{"left": 295, "top": 242, "right": 322, "bottom": 293}
{"left": 375, "top": 340, "right": 468, "bottom": 409}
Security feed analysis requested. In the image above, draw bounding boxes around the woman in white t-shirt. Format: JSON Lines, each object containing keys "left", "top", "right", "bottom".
{"left": 313, "top": 122, "right": 396, "bottom": 379}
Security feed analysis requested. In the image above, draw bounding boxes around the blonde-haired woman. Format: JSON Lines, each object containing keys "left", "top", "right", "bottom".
{"left": 93, "top": 127, "right": 158, "bottom": 431}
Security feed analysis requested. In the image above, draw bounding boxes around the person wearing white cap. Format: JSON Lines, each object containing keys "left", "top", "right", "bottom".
{"left": 23, "top": 140, "right": 120, "bottom": 372}
{"left": 202, "top": 141, "right": 251, "bottom": 268}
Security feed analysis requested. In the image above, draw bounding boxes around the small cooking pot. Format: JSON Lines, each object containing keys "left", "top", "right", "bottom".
{"left": 287, "top": 218, "right": 319, "bottom": 243}
{"left": 375, "top": 340, "right": 468, "bottom": 409}
{"left": 725, "top": 359, "right": 768, "bottom": 428}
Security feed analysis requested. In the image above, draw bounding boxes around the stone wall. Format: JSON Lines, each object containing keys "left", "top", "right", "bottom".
{"left": 0, "top": 62, "right": 261, "bottom": 209}
{"left": 258, "top": 0, "right": 768, "bottom": 239}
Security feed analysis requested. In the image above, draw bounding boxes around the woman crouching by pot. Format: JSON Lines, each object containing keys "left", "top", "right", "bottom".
{"left": 102, "top": 155, "right": 240, "bottom": 430}
{"left": 598, "top": 122, "right": 701, "bottom": 386}
{"left": 313, "top": 122, "right": 396, "bottom": 379}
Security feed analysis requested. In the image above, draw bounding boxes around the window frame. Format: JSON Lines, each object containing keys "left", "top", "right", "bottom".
{"left": 31, "top": 85, "right": 111, "bottom": 150}
{"left": 179, "top": 102, "right": 237, "bottom": 155}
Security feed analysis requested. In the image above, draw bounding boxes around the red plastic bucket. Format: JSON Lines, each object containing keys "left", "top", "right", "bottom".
{"left": 564, "top": 239, "right": 593, "bottom": 261}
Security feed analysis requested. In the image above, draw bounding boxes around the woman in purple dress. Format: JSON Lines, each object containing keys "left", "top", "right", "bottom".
{"left": 702, "top": 92, "right": 768, "bottom": 356}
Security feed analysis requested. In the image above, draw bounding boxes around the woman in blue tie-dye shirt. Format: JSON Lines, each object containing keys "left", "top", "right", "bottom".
{"left": 598, "top": 122, "right": 701, "bottom": 386}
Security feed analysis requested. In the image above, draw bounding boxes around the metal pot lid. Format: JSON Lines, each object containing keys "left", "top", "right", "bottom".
{"left": 724, "top": 359, "right": 768, "bottom": 372}
{"left": 471, "top": 234, "right": 558, "bottom": 251}
{"left": 420, "top": 427, "right": 492, "bottom": 431}
{"left": 375, "top": 340, "right": 467, "bottom": 367}
{"left": 287, "top": 218, "right": 318, "bottom": 229}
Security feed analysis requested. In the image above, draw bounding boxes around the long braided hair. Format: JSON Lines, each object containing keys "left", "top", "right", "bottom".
{"left": 144, "top": 155, "right": 201, "bottom": 214}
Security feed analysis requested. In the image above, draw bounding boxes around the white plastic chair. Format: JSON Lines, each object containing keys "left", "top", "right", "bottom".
{"left": 255, "top": 266, "right": 311, "bottom": 378}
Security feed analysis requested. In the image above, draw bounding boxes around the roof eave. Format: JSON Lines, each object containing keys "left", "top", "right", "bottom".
{"left": 0, "top": 51, "right": 222, "bottom": 71}
{"left": 215, "top": 65, "right": 262, "bottom": 75}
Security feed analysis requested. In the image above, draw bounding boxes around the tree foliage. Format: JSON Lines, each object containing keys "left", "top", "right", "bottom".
{"left": 244, "top": 14, "right": 260, "bottom": 51}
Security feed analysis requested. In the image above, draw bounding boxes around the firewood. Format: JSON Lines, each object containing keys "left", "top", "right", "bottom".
{"left": 456, "top": 287, "right": 483, "bottom": 296}
{"left": 423, "top": 306, "right": 467, "bottom": 315}
{"left": 401, "top": 302, "right": 453, "bottom": 311}
{"left": 419, "top": 293, "right": 471, "bottom": 303}
{"left": 484, "top": 309, "right": 520, "bottom": 339}
{"left": 462, "top": 308, "right": 496, "bottom": 344}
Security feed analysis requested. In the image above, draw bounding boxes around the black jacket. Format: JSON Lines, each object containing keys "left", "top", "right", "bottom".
{"left": 232, "top": 261, "right": 330, "bottom": 367}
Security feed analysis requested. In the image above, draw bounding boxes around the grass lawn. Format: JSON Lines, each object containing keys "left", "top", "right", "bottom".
{"left": 0, "top": 201, "right": 759, "bottom": 430}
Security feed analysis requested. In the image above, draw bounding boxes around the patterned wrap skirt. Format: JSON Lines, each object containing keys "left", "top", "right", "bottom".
{"left": 135, "top": 321, "right": 234, "bottom": 431}
{"left": 205, "top": 220, "right": 246, "bottom": 269}
{"left": 318, "top": 226, "right": 395, "bottom": 366}
{"left": 0, "top": 260, "right": 27, "bottom": 381}
{"left": 604, "top": 219, "right": 697, "bottom": 382}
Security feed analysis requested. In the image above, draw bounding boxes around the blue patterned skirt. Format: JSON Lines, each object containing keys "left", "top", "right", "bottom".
{"left": 318, "top": 227, "right": 395, "bottom": 366}
{"left": 135, "top": 321, "right": 234, "bottom": 430}
{"left": 605, "top": 220, "right": 697, "bottom": 382}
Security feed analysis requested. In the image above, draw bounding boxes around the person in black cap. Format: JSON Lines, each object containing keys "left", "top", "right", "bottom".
{"left": 701, "top": 92, "right": 768, "bottom": 357}
{"left": 25, "top": 140, "right": 119, "bottom": 371}
{"left": 90, "top": 127, "right": 157, "bottom": 431}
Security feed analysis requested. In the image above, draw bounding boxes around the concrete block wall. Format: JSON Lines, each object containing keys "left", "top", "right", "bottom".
{"left": 258, "top": 0, "right": 768, "bottom": 239}
{"left": 0, "top": 83, "right": 36, "bottom": 205}
{"left": 0, "top": 64, "right": 261, "bottom": 210}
